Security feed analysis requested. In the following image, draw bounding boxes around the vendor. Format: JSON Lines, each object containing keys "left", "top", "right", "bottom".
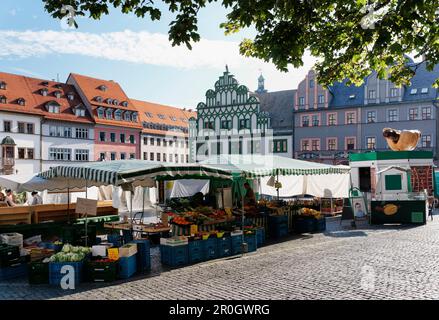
{"left": 243, "top": 182, "right": 256, "bottom": 206}
{"left": 5, "top": 189, "right": 16, "bottom": 207}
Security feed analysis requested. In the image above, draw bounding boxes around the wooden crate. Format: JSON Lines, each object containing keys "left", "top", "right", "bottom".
{"left": 0, "top": 207, "right": 32, "bottom": 226}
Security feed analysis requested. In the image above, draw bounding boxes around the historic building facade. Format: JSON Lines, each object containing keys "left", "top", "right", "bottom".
{"left": 293, "top": 61, "right": 439, "bottom": 164}
{"left": 189, "top": 68, "right": 274, "bottom": 162}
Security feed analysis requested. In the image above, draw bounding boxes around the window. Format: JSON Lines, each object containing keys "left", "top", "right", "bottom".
{"left": 129, "top": 135, "right": 135, "bottom": 144}
{"left": 18, "top": 122, "right": 25, "bottom": 133}
{"left": 18, "top": 148, "right": 25, "bottom": 159}
{"left": 311, "top": 139, "right": 320, "bottom": 151}
{"left": 239, "top": 119, "right": 250, "bottom": 129}
{"left": 122, "top": 101, "right": 129, "bottom": 107}
{"left": 17, "top": 98, "right": 25, "bottom": 106}
{"left": 221, "top": 120, "right": 232, "bottom": 129}
{"left": 0, "top": 95, "right": 6, "bottom": 104}
{"left": 95, "top": 96, "right": 103, "bottom": 103}
{"left": 25, "top": 123, "right": 34, "bottom": 134}
{"left": 113, "top": 99, "right": 119, "bottom": 106}
{"left": 48, "top": 103, "right": 60, "bottom": 113}
{"left": 368, "top": 90, "right": 376, "bottom": 99}
{"left": 409, "top": 108, "right": 418, "bottom": 121}
{"left": 421, "top": 88, "right": 429, "bottom": 94}
{"left": 312, "top": 115, "right": 319, "bottom": 126}
{"left": 186, "top": 155, "right": 189, "bottom": 163}
{"left": 169, "top": 154, "right": 173, "bottom": 162}
{"left": 132, "top": 113, "right": 138, "bottom": 122}
{"left": 309, "top": 79, "right": 314, "bottom": 88}
{"left": 169, "top": 140, "right": 173, "bottom": 147}
{"left": 120, "top": 133, "right": 125, "bottom": 143}
{"left": 111, "top": 133, "right": 116, "bottom": 143}
{"left": 204, "top": 121, "right": 215, "bottom": 129}
{"left": 298, "top": 97, "right": 305, "bottom": 106}
{"left": 367, "top": 111, "right": 376, "bottom": 123}
{"left": 390, "top": 88, "right": 398, "bottom": 97}
{"left": 388, "top": 109, "right": 398, "bottom": 122}
{"left": 111, "top": 152, "right": 116, "bottom": 161}
{"left": 49, "top": 148, "right": 71, "bottom": 161}
{"left": 75, "top": 149, "right": 89, "bottom": 161}
{"left": 366, "top": 137, "right": 376, "bottom": 150}
{"left": 346, "top": 112, "right": 356, "bottom": 124}
{"left": 56, "top": 126, "right": 63, "bottom": 137}
{"left": 157, "top": 114, "right": 165, "bottom": 119}
{"left": 54, "top": 91, "right": 62, "bottom": 99}
{"left": 422, "top": 107, "right": 432, "bottom": 120}
{"left": 145, "top": 112, "right": 153, "bottom": 118}
{"left": 163, "top": 153, "right": 167, "bottom": 162}
{"left": 99, "top": 85, "right": 107, "bottom": 92}
{"left": 346, "top": 137, "right": 356, "bottom": 150}
{"left": 0, "top": 82, "right": 6, "bottom": 90}
{"left": 130, "top": 153, "right": 136, "bottom": 160}
{"left": 175, "top": 154, "right": 179, "bottom": 163}
{"left": 97, "top": 108, "right": 104, "bottom": 118}
{"left": 124, "top": 112, "right": 131, "bottom": 121}
{"left": 3, "top": 121, "right": 11, "bottom": 132}
{"left": 143, "top": 137, "right": 148, "bottom": 145}
{"left": 100, "top": 153, "right": 106, "bottom": 161}
{"left": 170, "top": 116, "right": 177, "bottom": 121}
{"left": 327, "top": 113, "right": 337, "bottom": 126}
{"left": 318, "top": 95, "right": 325, "bottom": 104}
{"left": 27, "top": 148, "right": 34, "bottom": 160}
{"left": 75, "top": 108, "right": 86, "bottom": 117}
{"left": 410, "top": 88, "right": 418, "bottom": 95}
{"left": 273, "top": 139, "right": 288, "bottom": 153}
{"left": 150, "top": 138, "right": 154, "bottom": 145}
{"left": 143, "top": 152, "right": 147, "bottom": 160}
{"left": 114, "top": 110, "right": 122, "bottom": 120}
{"left": 157, "top": 153, "right": 161, "bottom": 161}
{"left": 63, "top": 127, "right": 72, "bottom": 138}
{"left": 76, "top": 128, "right": 88, "bottom": 139}
{"left": 106, "top": 109, "right": 113, "bottom": 119}
{"left": 106, "top": 98, "right": 113, "bottom": 104}
{"left": 99, "top": 132, "right": 106, "bottom": 142}
{"left": 181, "top": 154, "right": 184, "bottom": 163}
{"left": 67, "top": 92, "right": 74, "bottom": 101}
{"left": 150, "top": 153, "right": 154, "bottom": 161}
{"left": 157, "top": 138, "right": 161, "bottom": 146}
{"left": 327, "top": 138, "right": 337, "bottom": 151}
{"left": 301, "top": 140, "right": 310, "bottom": 151}
{"left": 41, "top": 89, "right": 48, "bottom": 96}
{"left": 120, "top": 153, "right": 126, "bottom": 160}
{"left": 301, "top": 115, "right": 309, "bottom": 127}
{"left": 421, "top": 135, "right": 431, "bottom": 148}
{"left": 49, "top": 126, "right": 57, "bottom": 137}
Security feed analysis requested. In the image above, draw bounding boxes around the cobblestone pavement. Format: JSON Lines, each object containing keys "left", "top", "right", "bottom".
{"left": 2, "top": 215, "right": 439, "bottom": 300}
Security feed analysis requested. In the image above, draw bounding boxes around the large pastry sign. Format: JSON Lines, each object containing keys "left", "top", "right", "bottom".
{"left": 383, "top": 128, "right": 421, "bottom": 151}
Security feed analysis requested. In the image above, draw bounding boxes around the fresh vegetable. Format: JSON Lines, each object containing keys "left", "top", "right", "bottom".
{"left": 48, "top": 244, "right": 91, "bottom": 262}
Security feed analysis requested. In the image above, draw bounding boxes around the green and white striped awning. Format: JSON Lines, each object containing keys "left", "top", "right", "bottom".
{"left": 39, "top": 160, "right": 233, "bottom": 186}
{"left": 200, "top": 155, "right": 350, "bottom": 178}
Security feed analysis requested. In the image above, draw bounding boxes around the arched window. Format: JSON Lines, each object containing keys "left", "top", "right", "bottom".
{"left": 124, "top": 112, "right": 131, "bottom": 121}
{"left": 17, "top": 98, "right": 25, "bottom": 106}
{"left": 54, "top": 90, "right": 62, "bottom": 99}
{"left": 0, "top": 82, "right": 6, "bottom": 90}
{"left": 95, "top": 96, "right": 103, "bottom": 103}
{"left": 40, "top": 88, "right": 48, "bottom": 96}
{"left": 122, "top": 101, "right": 128, "bottom": 107}
{"left": 0, "top": 95, "right": 6, "bottom": 104}
{"left": 98, "top": 85, "right": 107, "bottom": 92}
{"left": 106, "top": 98, "right": 113, "bottom": 104}
{"left": 106, "top": 109, "right": 113, "bottom": 119}
{"left": 113, "top": 99, "right": 119, "bottom": 105}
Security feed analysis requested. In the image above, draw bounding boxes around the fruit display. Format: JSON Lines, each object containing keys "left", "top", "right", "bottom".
{"left": 299, "top": 207, "right": 322, "bottom": 219}
{"left": 169, "top": 208, "right": 230, "bottom": 226}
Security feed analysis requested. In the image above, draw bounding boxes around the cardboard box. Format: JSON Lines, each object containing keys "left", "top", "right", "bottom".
{"left": 118, "top": 243, "right": 137, "bottom": 257}
{"left": 91, "top": 245, "right": 108, "bottom": 257}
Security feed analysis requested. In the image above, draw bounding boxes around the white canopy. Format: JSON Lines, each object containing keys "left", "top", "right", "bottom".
{"left": 0, "top": 173, "right": 89, "bottom": 192}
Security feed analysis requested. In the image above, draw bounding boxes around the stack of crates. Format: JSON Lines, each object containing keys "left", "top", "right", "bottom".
{"left": 118, "top": 255, "right": 137, "bottom": 279}
{"left": 0, "top": 243, "right": 27, "bottom": 281}
{"left": 314, "top": 217, "right": 326, "bottom": 232}
{"left": 160, "top": 243, "right": 188, "bottom": 267}
{"left": 133, "top": 239, "right": 151, "bottom": 273}
{"left": 202, "top": 237, "right": 218, "bottom": 260}
{"left": 48, "top": 261, "right": 83, "bottom": 286}
{"left": 188, "top": 240, "right": 204, "bottom": 264}
{"left": 230, "top": 232, "right": 243, "bottom": 255}
{"left": 28, "top": 261, "right": 49, "bottom": 284}
{"left": 255, "top": 227, "right": 266, "bottom": 248}
{"left": 294, "top": 217, "right": 315, "bottom": 234}
{"left": 244, "top": 233, "right": 257, "bottom": 253}
{"left": 268, "top": 215, "right": 289, "bottom": 239}
{"left": 86, "top": 260, "right": 118, "bottom": 282}
{"left": 217, "top": 236, "right": 231, "bottom": 258}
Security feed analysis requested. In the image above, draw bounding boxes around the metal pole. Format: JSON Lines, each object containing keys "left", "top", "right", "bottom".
{"left": 85, "top": 179, "right": 88, "bottom": 247}
{"left": 67, "top": 179, "right": 70, "bottom": 224}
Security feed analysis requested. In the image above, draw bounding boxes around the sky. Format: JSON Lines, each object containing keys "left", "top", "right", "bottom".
{"left": 0, "top": 0, "right": 316, "bottom": 108}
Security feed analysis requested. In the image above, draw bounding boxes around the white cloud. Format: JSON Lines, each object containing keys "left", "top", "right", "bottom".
{"left": 0, "top": 29, "right": 315, "bottom": 91}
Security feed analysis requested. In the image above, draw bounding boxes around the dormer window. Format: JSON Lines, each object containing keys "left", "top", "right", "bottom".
{"left": 106, "top": 98, "right": 113, "bottom": 104}
{"left": 124, "top": 112, "right": 131, "bottom": 121}
{"left": 106, "top": 109, "right": 113, "bottom": 119}
{"left": 157, "top": 114, "right": 165, "bottom": 119}
{"left": 0, "top": 95, "right": 6, "bottom": 104}
{"left": 67, "top": 92, "right": 75, "bottom": 101}
{"left": 113, "top": 99, "right": 119, "bottom": 106}
{"left": 170, "top": 116, "right": 177, "bottom": 121}
{"left": 17, "top": 98, "right": 25, "bottom": 106}
{"left": 145, "top": 112, "right": 153, "bottom": 118}
{"left": 46, "top": 101, "right": 60, "bottom": 113}
{"left": 132, "top": 112, "right": 138, "bottom": 122}
{"left": 41, "top": 81, "right": 49, "bottom": 87}
{"left": 40, "top": 88, "right": 48, "bottom": 96}
{"left": 410, "top": 88, "right": 418, "bottom": 95}
{"left": 0, "top": 82, "right": 6, "bottom": 90}
{"left": 54, "top": 90, "right": 62, "bottom": 99}
{"left": 114, "top": 109, "right": 122, "bottom": 120}
{"left": 54, "top": 84, "right": 63, "bottom": 89}
{"left": 98, "top": 85, "right": 107, "bottom": 92}
{"left": 95, "top": 96, "right": 103, "bottom": 103}
{"left": 75, "top": 107, "right": 86, "bottom": 117}
{"left": 97, "top": 107, "right": 105, "bottom": 118}
{"left": 121, "top": 101, "right": 128, "bottom": 107}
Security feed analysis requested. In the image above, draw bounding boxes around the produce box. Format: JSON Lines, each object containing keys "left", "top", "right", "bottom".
{"left": 118, "top": 255, "right": 137, "bottom": 279}
{"left": 49, "top": 261, "right": 83, "bottom": 286}
{"left": 256, "top": 227, "right": 266, "bottom": 247}
{"left": 28, "top": 247, "right": 55, "bottom": 262}
{"left": 0, "top": 263, "right": 28, "bottom": 281}
{"left": 268, "top": 215, "right": 288, "bottom": 224}
{"left": 160, "top": 237, "right": 188, "bottom": 246}
{"left": 91, "top": 245, "right": 109, "bottom": 257}
{"left": 1, "top": 233, "right": 23, "bottom": 249}
{"left": 188, "top": 240, "right": 204, "bottom": 264}
{"left": 314, "top": 217, "right": 326, "bottom": 232}
{"left": 86, "top": 260, "right": 118, "bottom": 282}
{"left": 160, "top": 244, "right": 188, "bottom": 267}
{"left": 28, "top": 261, "right": 49, "bottom": 285}
{"left": 202, "top": 237, "right": 218, "bottom": 260}
{"left": 244, "top": 234, "right": 257, "bottom": 253}
{"left": 0, "top": 243, "right": 20, "bottom": 268}
{"left": 132, "top": 239, "right": 151, "bottom": 273}
{"left": 118, "top": 243, "right": 137, "bottom": 258}
{"left": 294, "top": 217, "right": 315, "bottom": 234}
{"left": 107, "top": 234, "right": 122, "bottom": 247}
{"left": 269, "top": 224, "right": 289, "bottom": 239}
{"left": 217, "top": 236, "right": 231, "bottom": 258}
{"left": 230, "top": 234, "right": 243, "bottom": 255}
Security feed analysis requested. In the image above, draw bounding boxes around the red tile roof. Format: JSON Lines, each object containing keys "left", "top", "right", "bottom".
{"left": 132, "top": 99, "right": 196, "bottom": 136}
{"left": 68, "top": 73, "right": 142, "bottom": 129}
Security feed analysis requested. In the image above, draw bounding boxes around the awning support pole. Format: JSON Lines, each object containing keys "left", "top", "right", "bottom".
{"left": 85, "top": 179, "right": 88, "bottom": 247}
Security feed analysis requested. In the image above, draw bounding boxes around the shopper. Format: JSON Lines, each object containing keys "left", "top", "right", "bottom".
{"left": 5, "top": 189, "right": 16, "bottom": 207}
{"left": 30, "top": 191, "right": 43, "bottom": 205}
{"left": 243, "top": 182, "right": 256, "bottom": 206}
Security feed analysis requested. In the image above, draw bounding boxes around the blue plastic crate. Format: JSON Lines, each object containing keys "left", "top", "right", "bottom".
{"left": 217, "top": 236, "right": 231, "bottom": 258}
{"left": 188, "top": 241, "right": 204, "bottom": 264}
{"left": 160, "top": 244, "right": 188, "bottom": 267}
{"left": 118, "top": 255, "right": 137, "bottom": 279}
{"left": 231, "top": 235, "right": 243, "bottom": 255}
{"left": 269, "top": 215, "right": 288, "bottom": 224}
{"left": 107, "top": 234, "right": 123, "bottom": 247}
{"left": 256, "top": 228, "right": 266, "bottom": 247}
{"left": 294, "top": 218, "right": 315, "bottom": 234}
{"left": 272, "top": 226, "right": 289, "bottom": 238}
{"left": 49, "top": 261, "right": 83, "bottom": 287}
{"left": 244, "top": 234, "right": 257, "bottom": 252}
{"left": 0, "top": 263, "right": 27, "bottom": 281}
{"left": 202, "top": 238, "right": 218, "bottom": 260}
{"left": 314, "top": 218, "right": 326, "bottom": 232}
{"left": 133, "top": 239, "right": 151, "bottom": 272}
